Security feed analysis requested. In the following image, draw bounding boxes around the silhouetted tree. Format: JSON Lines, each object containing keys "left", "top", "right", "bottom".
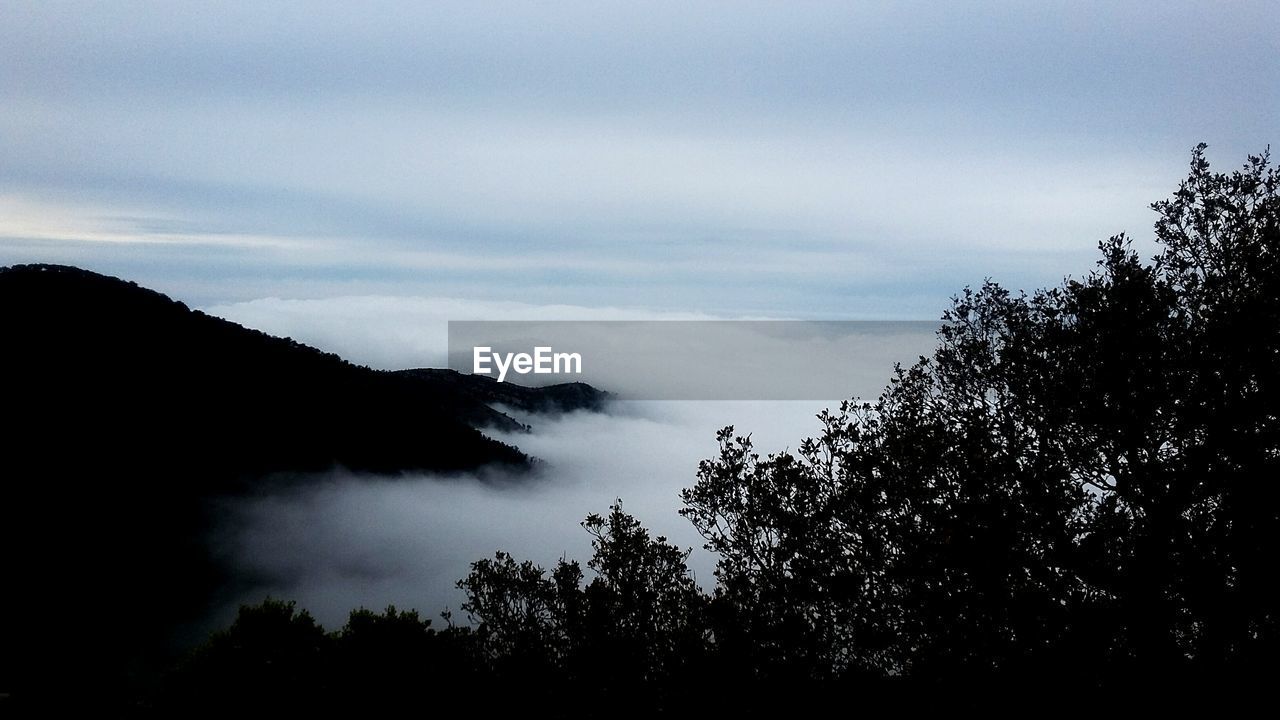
{"left": 160, "top": 600, "right": 489, "bottom": 714}
{"left": 329, "top": 604, "right": 485, "bottom": 712}
{"left": 679, "top": 145, "right": 1280, "bottom": 704}
{"left": 163, "top": 599, "right": 330, "bottom": 713}
{"left": 572, "top": 504, "right": 708, "bottom": 706}
{"left": 457, "top": 502, "right": 707, "bottom": 714}
{"left": 458, "top": 549, "right": 575, "bottom": 679}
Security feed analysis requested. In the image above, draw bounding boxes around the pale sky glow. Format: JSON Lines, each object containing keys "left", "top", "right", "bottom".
{"left": 1, "top": 1, "right": 1276, "bottom": 317}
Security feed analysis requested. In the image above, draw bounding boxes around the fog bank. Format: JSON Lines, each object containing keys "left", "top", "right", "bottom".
{"left": 211, "top": 400, "right": 834, "bottom": 629}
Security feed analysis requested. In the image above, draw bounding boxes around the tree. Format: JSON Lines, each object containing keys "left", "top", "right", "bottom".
{"left": 456, "top": 501, "right": 707, "bottom": 712}
{"left": 681, "top": 145, "right": 1280, "bottom": 700}
{"left": 573, "top": 504, "right": 708, "bottom": 704}
{"left": 163, "top": 599, "right": 331, "bottom": 713}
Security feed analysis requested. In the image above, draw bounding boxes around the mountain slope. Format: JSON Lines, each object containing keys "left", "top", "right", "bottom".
{"left": 395, "top": 368, "right": 610, "bottom": 428}
{"left": 0, "top": 263, "right": 535, "bottom": 486}
{"left": 0, "top": 263, "right": 606, "bottom": 706}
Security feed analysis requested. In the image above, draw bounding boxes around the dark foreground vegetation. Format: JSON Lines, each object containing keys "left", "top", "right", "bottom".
{"left": 4, "top": 145, "right": 1277, "bottom": 714}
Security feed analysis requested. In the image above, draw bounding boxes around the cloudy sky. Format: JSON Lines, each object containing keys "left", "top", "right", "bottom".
{"left": 1, "top": 1, "right": 1275, "bottom": 318}
{"left": 4, "top": 0, "right": 1275, "bottom": 631}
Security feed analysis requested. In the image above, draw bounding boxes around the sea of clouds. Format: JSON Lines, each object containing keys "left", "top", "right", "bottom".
{"left": 200, "top": 296, "right": 930, "bottom": 629}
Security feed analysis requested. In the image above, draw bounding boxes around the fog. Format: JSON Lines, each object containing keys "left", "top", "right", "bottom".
{"left": 201, "top": 295, "right": 927, "bottom": 631}
{"left": 206, "top": 295, "right": 727, "bottom": 371}
{"left": 209, "top": 399, "right": 837, "bottom": 629}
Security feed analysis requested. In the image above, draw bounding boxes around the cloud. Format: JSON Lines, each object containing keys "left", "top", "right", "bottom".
{"left": 204, "top": 295, "right": 940, "bottom": 402}
{"left": 200, "top": 289, "right": 935, "bottom": 630}
{"left": 0, "top": 195, "right": 302, "bottom": 249}
{"left": 204, "top": 295, "right": 728, "bottom": 370}
{"left": 209, "top": 400, "right": 847, "bottom": 630}
{"left": 4, "top": 2, "right": 1273, "bottom": 315}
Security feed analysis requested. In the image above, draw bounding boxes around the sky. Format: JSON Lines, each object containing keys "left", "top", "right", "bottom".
{"left": 3, "top": 1, "right": 1276, "bottom": 633}
{"left": 3, "top": 1, "right": 1276, "bottom": 319}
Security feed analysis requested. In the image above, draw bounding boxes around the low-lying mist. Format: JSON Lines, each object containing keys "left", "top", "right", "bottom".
{"left": 207, "top": 400, "right": 832, "bottom": 629}
{"left": 198, "top": 296, "right": 920, "bottom": 632}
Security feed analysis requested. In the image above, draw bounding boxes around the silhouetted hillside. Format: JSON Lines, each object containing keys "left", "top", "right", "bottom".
{"left": 0, "top": 263, "right": 605, "bottom": 709}
{"left": 396, "top": 368, "right": 610, "bottom": 428}
{"left": 0, "top": 263, "right": 536, "bottom": 482}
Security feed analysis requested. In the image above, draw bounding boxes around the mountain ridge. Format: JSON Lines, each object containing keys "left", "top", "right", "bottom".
{"left": 0, "top": 262, "right": 609, "bottom": 699}
{"left": 0, "top": 262, "right": 611, "bottom": 482}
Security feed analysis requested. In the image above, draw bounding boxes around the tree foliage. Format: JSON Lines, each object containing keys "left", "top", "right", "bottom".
{"left": 680, "top": 144, "right": 1280, "bottom": 700}
{"left": 457, "top": 502, "right": 707, "bottom": 711}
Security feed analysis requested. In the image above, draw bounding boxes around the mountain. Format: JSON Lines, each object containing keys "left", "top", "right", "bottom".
{"left": 2, "top": 263, "right": 525, "bottom": 482}
{"left": 396, "top": 368, "right": 609, "bottom": 429}
{"left": 0, "top": 263, "right": 608, "bottom": 706}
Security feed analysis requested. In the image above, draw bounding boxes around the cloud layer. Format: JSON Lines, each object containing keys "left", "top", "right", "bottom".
{"left": 4, "top": 2, "right": 1274, "bottom": 314}
{"left": 211, "top": 400, "right": 837, "bottom": 629}
{"left": 199, "top": 294, "right": 917, "bottom": 629}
